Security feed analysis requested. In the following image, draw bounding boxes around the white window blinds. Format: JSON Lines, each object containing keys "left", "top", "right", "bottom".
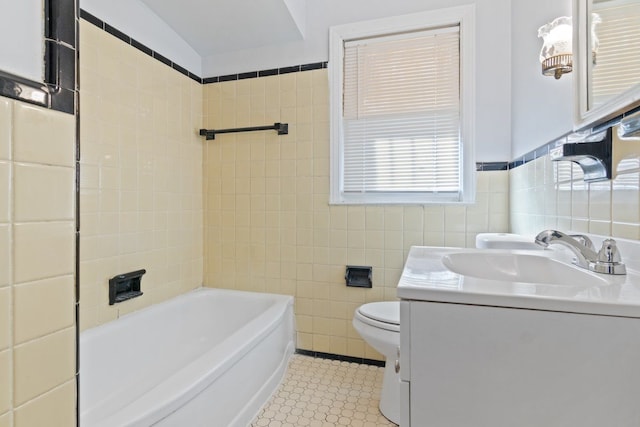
{"left": 591, "top": 2, "right": 640, "bottom": 109}
{"left": 342, "top": 26, "right": 461, "bottom": 199}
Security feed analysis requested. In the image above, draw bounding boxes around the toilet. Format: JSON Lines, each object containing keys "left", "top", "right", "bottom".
{"left": 352, "top": 301, "right": 400, "bottom": 424}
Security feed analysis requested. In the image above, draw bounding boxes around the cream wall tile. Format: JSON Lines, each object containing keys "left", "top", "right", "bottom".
{"left": 612, "top": 173, "right": 640, "bottom": 224}
{"left": 14, "top": 164, "right": 74, "bottom": 221}
{"left": 0, "top": 350, "right": 9, "bottom": 414}
{"left": 589, "top": 180, "right": 611, "bottom": 222}
{"left": 14, "top": 222, "right": 74, "bottom": 284}
{"left": 14, "top": 380, "right": 75, "bottom": 427}
{"left": 13, "top": 103, "right": 74, "bottom": 167}
{"left": 0, "top": 412, "right": 10, "bottom": 427}
{"left": 0, "top": 98, "right": 10, "bottom": 161}
{"left": 571, "top": 179, "right": 589, "bottom": 219}
{"left": 14, "top": 276, "right": 75, "bottom": 344}
{"left": 0, "top": 162, "right": 8, "bottom": 224}
{"left": 444, "top": 206, "right": 466, "bottom": 233}
{"left": 0, "top": 225, "right": 8, "bottom": 287}
{"left": 80, "top": 23, "right": 203, "bottom": 330}
{"left": 0, "top": 288, "right": 9, "bottom": 350}
{"left": 13, "top": 327, "right": 75, "bottom": 405}
{"left": 612, "top": 222, "right": 640, "bottom": 240}
{"left": 589, "top": 220, "right": 611, "bottom": 236}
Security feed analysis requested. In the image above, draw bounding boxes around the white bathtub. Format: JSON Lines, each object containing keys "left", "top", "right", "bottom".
{"left": 80, "top": 288, "right": 295, "bottom": 427}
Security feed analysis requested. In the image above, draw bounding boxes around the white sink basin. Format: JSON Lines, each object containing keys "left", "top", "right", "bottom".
{"left": 398, "top": 245, "right": 640, "bottom": 318}
{"left": 441, "top": 251, "right": 609, "bottom": 286}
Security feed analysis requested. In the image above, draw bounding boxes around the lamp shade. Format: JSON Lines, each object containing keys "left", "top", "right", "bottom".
{"left": 538, "top": 16, "right": 573, "bottom": 79}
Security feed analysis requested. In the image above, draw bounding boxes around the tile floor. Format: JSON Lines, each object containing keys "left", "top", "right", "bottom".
{"left": 251, "top": 354, "right": 398, "bottom": 427}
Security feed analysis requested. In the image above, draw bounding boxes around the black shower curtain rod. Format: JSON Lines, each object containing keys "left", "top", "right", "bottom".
{"left": 199, "top": 122, "right": 288, "bottom": 140}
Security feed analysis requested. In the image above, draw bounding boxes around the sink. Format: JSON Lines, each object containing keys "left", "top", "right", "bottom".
{"left": 441, "top": 251, "right": 609, "bottom": 286}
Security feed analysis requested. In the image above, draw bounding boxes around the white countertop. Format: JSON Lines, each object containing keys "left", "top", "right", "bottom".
{"left": 397, "top": 246, "right": 640, "bottom": 318}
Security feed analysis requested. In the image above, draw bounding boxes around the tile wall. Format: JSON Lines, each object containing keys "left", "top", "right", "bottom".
{"left": 78, "top": 21, "right": 204, "bottom": 331}
{"left": 510, "top": 147, "right": 640, "bottom": 240}
{"left": 0, "top": 97, "right": 76, "bottom": 426}
{"left": 202, "top": 69, "right": 509, "bottom": 360}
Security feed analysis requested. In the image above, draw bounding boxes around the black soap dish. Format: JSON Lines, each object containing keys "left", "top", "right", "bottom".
{"left": 109, "top": 269, "right": 146, "bottom": 305}
{"left": 550, "top": 128, "right": 612, "bottom": 182}
{"left": 345, "top": 266, "right": 372, "bottom": 288}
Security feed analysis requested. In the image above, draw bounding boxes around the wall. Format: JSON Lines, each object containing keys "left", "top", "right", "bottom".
{"left": 510, "top": 147, "right": 640, "bottom": 240}
{"left": 511, "top": 0, "right": 574, "bottom": 158}
{"left": 78, "top": 20, "right": 204, "bottom": 331}
{"left": 202, "top": 70, "right": 509, "bottom": 360}
{"left": 80, "top": 0, "right": 202, "bottom": 76}
{"left": 0, "top": 97, "right": 76, "bottom": 427}
{"left": 0, "top": 0, "right": 42, "bottom": 82}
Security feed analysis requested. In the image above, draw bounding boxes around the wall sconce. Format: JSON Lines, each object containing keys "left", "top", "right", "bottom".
{"left": 538, "top": 16, "right": 573, "bottom": 79}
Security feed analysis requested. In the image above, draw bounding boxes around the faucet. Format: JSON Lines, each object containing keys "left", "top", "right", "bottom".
{"left": 535, "top": 230, "right": 626, "bottom": 275}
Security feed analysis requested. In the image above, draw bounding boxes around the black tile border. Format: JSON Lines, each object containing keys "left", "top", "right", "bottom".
{"left": 76, "top": 7, "right": 640, "bottom": 172}
{"left": 239, "top": 71, "right": 258, "bottom": 80}
{"left": 131, "top": 39, "right": 153, "bottom": 56}
{"left": 80, "top": 9, "right": 204, "bottom": 84}
{"left": 506, "top": 101, "right": 640, "bottom": 171}
{"left": 476, "top": 162, "right": 508, "bottom": 171}
{"left": 75, "top": 9, "right": 524, "bottom": 170}
{"left": 259, "top": 68, "right": 279, "bottom": 77}
{"left": 208, "top": 62, "right": 329, "bottom": 83}
{"left": 104, "top": 23, "right": 130, "bottom": 44}
{"left": 1, "top": 0, "right": 77, "bottom": 114}
{"left": 0, "top": 70, "right": 50, "bottom": 109}
{"left": 153, "top": 51, "right": 172, "bottom": 67}
{"left": 296, "top": 349, "right": 386, "bottom": 367}
{"left": 44, "top": 0, "right": 76, "bottom": 115}
{"left": 0, "top": 0, "right": 78, "bottom": 115}
{"left": 80, "top": 9, "right": 330, "bottom": 86}
{"left": 79, "top": 8, "right": 102, "bottom": 28}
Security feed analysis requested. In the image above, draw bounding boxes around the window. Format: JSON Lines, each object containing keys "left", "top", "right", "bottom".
{"left": 329, "top": 6, "right": 476, "bottom": 204}
{"left": 590, "top": 1, "right": 640, "bottom": 109}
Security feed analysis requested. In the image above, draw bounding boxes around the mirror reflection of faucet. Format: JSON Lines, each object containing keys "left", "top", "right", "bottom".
{"left": 534, "top": 229, "right": 627, "bottom": 275}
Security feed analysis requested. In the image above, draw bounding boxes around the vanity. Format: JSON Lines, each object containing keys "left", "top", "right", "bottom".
{"left": 397, "top": 240, "right": 640, "bottom": 426}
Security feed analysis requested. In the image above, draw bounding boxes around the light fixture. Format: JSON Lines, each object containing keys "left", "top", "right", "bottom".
{"left": 538, "top": 16, "right": 573, "bottom": 79}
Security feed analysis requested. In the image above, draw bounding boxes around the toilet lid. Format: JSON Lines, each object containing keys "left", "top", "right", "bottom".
{"left": 357, "top": 302, "right": 400, "bottom": 325}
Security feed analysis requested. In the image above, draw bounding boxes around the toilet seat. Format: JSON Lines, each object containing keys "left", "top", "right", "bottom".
{"left": 355, "top": 302, "right": 400, "bottom": 332}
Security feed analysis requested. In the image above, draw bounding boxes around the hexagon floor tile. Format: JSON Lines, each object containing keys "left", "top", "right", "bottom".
{"left": 251, "top": 354, "right": 397, "bottom": 427}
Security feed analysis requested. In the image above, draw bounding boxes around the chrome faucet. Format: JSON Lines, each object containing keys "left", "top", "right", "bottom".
{"left": 534, "top": 230, "right": 626, "bottom": 275}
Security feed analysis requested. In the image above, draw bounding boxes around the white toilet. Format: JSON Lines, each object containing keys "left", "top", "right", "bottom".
{"left": 352, "top": 301, "right": 400, "bottom": 424}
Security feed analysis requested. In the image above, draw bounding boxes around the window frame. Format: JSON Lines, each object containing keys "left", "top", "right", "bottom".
{"left": 329, "top": 5, "right": 476, "bottom": 205}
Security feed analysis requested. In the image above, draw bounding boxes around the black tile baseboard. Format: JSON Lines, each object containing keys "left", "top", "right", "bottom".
{"left": 295, "top": 349, "right": 386, "bottom": 367}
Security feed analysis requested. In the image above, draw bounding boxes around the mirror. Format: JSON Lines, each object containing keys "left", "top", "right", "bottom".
{"left": 574, "top": 0, "right": 640, "bottom": 128}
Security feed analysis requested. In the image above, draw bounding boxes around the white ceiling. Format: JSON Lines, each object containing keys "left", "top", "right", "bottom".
{"left": 139, "top": 0, "right": 306, "bottom": 57}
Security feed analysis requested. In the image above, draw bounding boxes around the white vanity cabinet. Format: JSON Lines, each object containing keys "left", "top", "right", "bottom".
{"left": 399, "top": 300, "right": 640, "bottom": 427}
{"left": 397, "top": 246, "right": 640, "bottom": 427}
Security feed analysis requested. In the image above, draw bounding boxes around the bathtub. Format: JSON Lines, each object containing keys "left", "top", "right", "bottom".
{"left": 80, "top": 288, "right": 295, "bottom": 427}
